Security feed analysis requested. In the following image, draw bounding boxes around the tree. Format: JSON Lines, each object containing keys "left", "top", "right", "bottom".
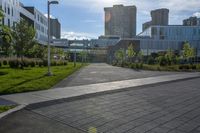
{"left": 28, "top": 44, "right": 47, "bottom": 59}
{"left": 182, "top": 42, "right": 195, "bottom": 59}
{"left": 127, "top": 44, "right": 136, "bottom": 62}
{"left": 12, "top": 20, "right": 36, "bottom": 58}
{"left": 137, "top": 51, "right": 143, "bottom": 63}
{"left": 0, "top": 26, "right": 12, "bottom": 56}
{"left": 0, "top": 9, "right": 4, "bottom": 25}
{"left": 79, "top": 50, "right": 88, "bottom": 63}
{"left": 0, "top": 10, "right": 12, "bottom": 56}
{"left": 115, "top": 48, "right": 126, "bottom": 64}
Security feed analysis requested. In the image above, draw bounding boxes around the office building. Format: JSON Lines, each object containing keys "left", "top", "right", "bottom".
{"left": 50, "top": 18, "right": 61, "bottom": 39}
{"left": 143, "top": 8, "right": 169, "bottom": 31}
{"left": 0, "top": 0, "right": 60, "bottom": 45}
{"left": 104, "top": 4, "right": 137, "bottom": 38}
{"left": 183, "top": 16, "right": 200, "bottom": 26}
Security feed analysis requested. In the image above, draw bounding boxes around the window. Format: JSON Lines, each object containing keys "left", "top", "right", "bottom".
{"left": 8, "top": 19, "right": 10, "bottom": 27}
{"left": 12, "top": 8, "right": 13, "bottom": 16}
{"left": 8, "top": 7, "right": 10, "bottom": 15}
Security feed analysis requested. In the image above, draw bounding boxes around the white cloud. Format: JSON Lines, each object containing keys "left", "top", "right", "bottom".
{"left": 44, "top": 14, "right": 55, "bottom": 19}
{"left": 61, "top": 31, "right": 97, "bottom": 40}
{"left": 193, "top": 12, "right": 200, "bottom": 18}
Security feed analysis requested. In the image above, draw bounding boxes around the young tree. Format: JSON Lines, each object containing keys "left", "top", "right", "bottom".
{"left": 127, "top": 44, "right": 136, "bottom": 62}
{"left": 79, "top": 50, "right": 88, "bottom": 63}
{"left": 137, "top": 50, "right": 144, "bottom": 63}
{"left": 28, "top": 44, "right": 47, "bottom": 59}
{"left": 182, "top": 42, "right": 195, "bottom": 59}
{"left": 12, "top": 20, "right": 36, "bottom": 58}
{"left": 0, "top": 26, "right": 12, "bottom": 56}
{"left": 115, "top": 48, "right": 126, "bottom": 64}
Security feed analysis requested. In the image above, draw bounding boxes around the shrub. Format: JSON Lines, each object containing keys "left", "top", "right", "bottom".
{"left": 43, "top": 60, "right": 48, "bottom": 67}
{"left": 38, "top": 61, "right": 43, "bottom": 67}
{"left": 190, "top": 65, "right": 196, "bottom": 70}
{"left": 21, "top": 58, "right": 30, "bottom": 67}
{"left": 30, "top": 61, "right": 35, "bottom": 67}
{"left": 63, "top": 61, "right": 68, "bottom": 66}
{"left": 0, "top": 61, "right": 2, "bottom": 67}
{"left": 159, "top": 56, "right": 168, "bottom": 66}
{"left": 51, "top": 61, "right": 57, "bottom": 66}
{"left": 147, "top": 57, "right": 155, "bottom": 65}
{"left": 197, "top": 64, "right": 200, "bottom": 70}
{"left": 179, "top": 65, "right": 190, "bottom": 70}
{"left": 3, "top": 60, "right": 8, "bottom": 66}
{"left": 9, "top": 58, "right": 20, "bottom": 68}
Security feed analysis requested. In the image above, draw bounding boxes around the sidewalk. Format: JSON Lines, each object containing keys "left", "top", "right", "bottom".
{"left": 1, "top": 72, "right": 199, "bottom": 105}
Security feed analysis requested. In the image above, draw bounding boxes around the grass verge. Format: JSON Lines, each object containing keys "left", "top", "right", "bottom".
{"left": 0, "top": 62, "right": 86, "bottom": 94}
{"left": 0, "top": 105, "right": 15, "bottom": 113}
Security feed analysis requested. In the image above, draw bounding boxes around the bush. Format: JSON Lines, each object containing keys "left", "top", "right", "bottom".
{"left": 9, "top": 58, "right": 20, "bottom": 68}
{"left": 63, "top": 61, "right": 68, "bottom": 66}
{"left": 30, "top": 61, "right": 35, "bottom": 67}
{"left": 43, "top": 60, "right": 48, "bottom": 67}
{"left": 179, "top": 65, "right": 190, "bottom": 70}
{"left": 21, "top": 58, "right": 30, "bottom": 67}
{"left": 38, "top": 61, "right": 43, "bottom": 67}
{"left": 159, "top": 56, "right": 168, "bottom": 66}
{"left": 51, "top": 61, "right": 57, "bottom": 66}
{"left": 3, "top": 60, "right": 8, "bottom": 66}
{"left": 147, "top": 57, "right": 155, "bottom": 65}
{"left": 0, "top": 61, "right": 2, "bottom": 67}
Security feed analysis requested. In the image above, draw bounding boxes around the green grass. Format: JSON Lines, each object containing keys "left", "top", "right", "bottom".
{"left": 0, "top": 106, "right": 15, "bottom": 113}
{"left": 0, "top": 63, "right": 86, "bottom": 94}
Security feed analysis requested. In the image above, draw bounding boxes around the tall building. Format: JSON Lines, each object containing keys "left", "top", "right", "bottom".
{"left": 142, "top": 8, "right": 169, "bottom": 31}
{"left": 151, "top": 8, "right": 169, "bottom": 26}
{"left": 0, "top": 0, "right": 60, "bottom": 45}
{"left": 0, "top": 0, "right": 20, "bottom": 27}
{"left": 104, "top": 5, "right": 137, "bottom": 38}
{"left": 50, "top": 18, "right": 61, "bottom": 39}
{"left": 183, "top": 16, "right": 200, "bottom": 26}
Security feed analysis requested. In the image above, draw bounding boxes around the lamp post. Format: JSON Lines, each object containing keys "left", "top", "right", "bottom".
{"left": 46, "top": 0, "right": 59, "bottom": 76}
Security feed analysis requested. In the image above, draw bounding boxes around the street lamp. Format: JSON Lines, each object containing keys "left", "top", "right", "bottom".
{"left": 47, "top": 0, "right": 59, "bottom": 76}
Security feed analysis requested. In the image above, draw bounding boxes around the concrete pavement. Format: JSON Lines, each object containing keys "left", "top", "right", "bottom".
{"left": 1, "top": 72, "right": 199, "bottom": 105}
{"left": 1, "top": 77, "right": 200, "bottom": 133}
{"left": 53, "top": 63, "right": 187, "bottom": 88}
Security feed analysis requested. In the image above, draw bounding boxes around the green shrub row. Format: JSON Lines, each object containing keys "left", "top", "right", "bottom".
{"left": 0, "top": 58, "right": 68, "bottom": 69}
{"left": 113, "top": 61, "right": 200, "bottom": 72}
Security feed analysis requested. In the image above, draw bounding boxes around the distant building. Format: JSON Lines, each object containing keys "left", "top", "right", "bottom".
{"left": 108, "top": 25, "right": 200, "bottom": 63}
{"left": 183, "top": 16, "right": 200, "bottom": 26}
{"left": 142, "top": 8, "right": 169, "bottom": 31}
{"left": 50, "top": 18, "right": 61, "bottom": 39}
{"left": 142, "top": 21, "right": 152, "bottom": 31}
{"left": 0, "top": 0, "right": 60, "bottom": 45}
{"left": 104, "top": 4, "right": 137, "bottom": 38}
{"left": 23, "top": 6, "right": 48, "bottom": 44}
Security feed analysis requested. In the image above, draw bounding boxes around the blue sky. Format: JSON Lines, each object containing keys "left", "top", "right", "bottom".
{"left": 20, "top": 0, "right": 200, "bottom": 39}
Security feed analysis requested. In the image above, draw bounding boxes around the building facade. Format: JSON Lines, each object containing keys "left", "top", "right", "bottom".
{"left": 50, "top": 18, "right": 61, "bottom": 39}
{"left": 143, "top": 8, "right": 169, "bottom": 31}
{"left": 0, "top": 0, "right": 60, "bottom": 45}
{"left": 104, "top": 5, "right": 137, "bottom": 38}
{"left": 183, "top": 16, "right": 200, "bottom": 26}
{"left": 0, "top": 0, "right": 20, "bottom": 27}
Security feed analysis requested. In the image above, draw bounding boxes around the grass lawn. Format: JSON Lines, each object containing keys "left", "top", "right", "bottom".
{"left": 0, "top": 105, "right": 15, "bottom": 113}
{"left": 0, "top": 62, "right": 86, "bottom": 94}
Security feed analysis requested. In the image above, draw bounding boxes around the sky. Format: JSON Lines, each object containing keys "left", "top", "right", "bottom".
{"left": 20, "top": 0, "right": 200, "bottom": 40}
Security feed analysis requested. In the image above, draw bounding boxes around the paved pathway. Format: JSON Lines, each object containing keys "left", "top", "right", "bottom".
{"left": 1, "top": 72, "right": 199, "bottom": 105}
{"left": 1, "top": 78, "right": 200, "bottom": 133}
{"left": 53, "top": 63, "right": 186, "bottom": 88}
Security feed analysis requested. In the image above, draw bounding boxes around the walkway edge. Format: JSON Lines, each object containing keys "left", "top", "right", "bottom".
{"left": 26, "top": 74, "right": 200, "bottom": 110}
{"left": 0, "top": 105, "right": 27, "bottom": 119}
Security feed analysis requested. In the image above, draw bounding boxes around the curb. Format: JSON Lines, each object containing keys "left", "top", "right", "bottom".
{"left": 26, "top": 75, "right": 200, "bottom": 110}
{"left": 0, "top": 105, "right": 27, "bottom": 119}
